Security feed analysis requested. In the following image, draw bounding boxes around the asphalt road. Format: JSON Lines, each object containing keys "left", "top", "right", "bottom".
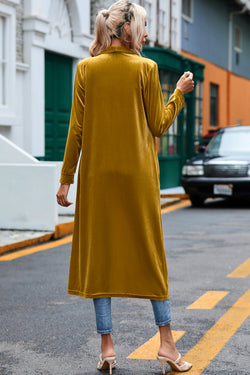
{"left": 0, "top": 199, "right": 250, "bottom": 375}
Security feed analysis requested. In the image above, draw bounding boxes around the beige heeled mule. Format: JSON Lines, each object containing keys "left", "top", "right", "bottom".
{"left": 157, "top": 353, "right": 192, "bottom": 373}
{"left": 97, "top": 354, "right": 116, "bottom": 375}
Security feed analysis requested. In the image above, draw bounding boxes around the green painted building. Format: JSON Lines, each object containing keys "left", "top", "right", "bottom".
{"left": 143, "top": 47, "right": 204, "bottom": 189}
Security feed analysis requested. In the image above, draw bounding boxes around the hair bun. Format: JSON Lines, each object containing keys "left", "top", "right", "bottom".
{"left": 102, "top": 10, "right": 109, "bottom": 19}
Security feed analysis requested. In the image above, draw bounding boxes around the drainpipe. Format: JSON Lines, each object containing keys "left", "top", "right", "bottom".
{"left": 227, "top": 4, "right": 247, "bottom": 125}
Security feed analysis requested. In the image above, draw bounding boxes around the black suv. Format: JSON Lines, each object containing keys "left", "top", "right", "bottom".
{"left": 181, "top": 126, "right": 250, "bottom": 206}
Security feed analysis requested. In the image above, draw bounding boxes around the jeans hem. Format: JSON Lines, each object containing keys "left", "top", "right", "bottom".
{"left": 156, "top": 318, "right": 171, "bottom": 327}
{"left": 97, "top": 329, "right": 113, "bottom": 335}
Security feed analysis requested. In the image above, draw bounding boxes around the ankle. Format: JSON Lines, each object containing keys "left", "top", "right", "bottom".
{"left": 101, "top": 334, "right": 116, "bottom": 358}
{"left": 159, "top": 341, "right": 177, "bottom": 353}
{"left": 159, "top": 325, "right": 175, "bottom": 346}
{"left": 158, "top": 326, "right": 179, "bottom": 358}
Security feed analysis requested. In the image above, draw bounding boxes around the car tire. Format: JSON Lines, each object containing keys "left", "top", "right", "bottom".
{"left": 190, "top": 195, "right": 205, "bottom": 207}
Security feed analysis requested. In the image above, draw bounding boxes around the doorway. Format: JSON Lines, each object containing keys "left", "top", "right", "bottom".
{"left": 44, "top": 51, "right": 73, "bottom": 161}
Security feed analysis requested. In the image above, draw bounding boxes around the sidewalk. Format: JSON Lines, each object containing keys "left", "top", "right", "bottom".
{"left": 0, "top": 186, "right": 186, "bottom": 255}
{"left": 160, "top": 186, "right": 186, "bottom": 207}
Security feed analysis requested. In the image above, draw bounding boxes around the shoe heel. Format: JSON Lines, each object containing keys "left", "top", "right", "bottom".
{"left": 106, "top": 359, "right": 114, "bottom": 375}
{"left": 157, "top": 356, "right": 167, "bottom": 375}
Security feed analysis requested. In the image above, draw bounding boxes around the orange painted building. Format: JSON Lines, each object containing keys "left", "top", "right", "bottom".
{"left": 181, "top": 51, "right": 250, "bottom": 137}
{"left": 180, "top": 0, "right": 250, "bottom": 142}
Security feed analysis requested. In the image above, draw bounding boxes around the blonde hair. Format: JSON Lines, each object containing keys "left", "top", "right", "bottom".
{"left": 89, "top": 0, "right": 146, "bottom": 57}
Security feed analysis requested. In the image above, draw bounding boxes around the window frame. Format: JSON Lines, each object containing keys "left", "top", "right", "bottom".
{"left": 143, "top": 0, "right": 153, "bottom": 41}
{"left": 194, "top": 81, "right": 203, "bottom": 152}
{"left": 158, "top": 68, "right": 181, "bottom": 157}
{"left": 0, "top": 3, "right": 16, "bottom": 125}
{"left": 234, "top": 25, "right": 242, "bottom": 53}
{"left": 210, "top": 83, "right": 219, "bottom": 127}
{"left": 158, "top": 8, "right": 167, "bottom": 45}
{"left": 0, "top": 15, "right": 7, "bottom": 106}
{"left": 182, "top": 0, "right": 193, "bottom": 23}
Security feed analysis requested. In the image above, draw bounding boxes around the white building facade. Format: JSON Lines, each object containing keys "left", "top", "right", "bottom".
{"left": 0, "top": 0, "right": 182, "bottom": 160}
{"left": 0, "top": 0, "right": 92, "bottom": 158}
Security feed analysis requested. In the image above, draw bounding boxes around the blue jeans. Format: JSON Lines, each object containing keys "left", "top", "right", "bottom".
{"left": 93, "top": 298, "right": 171, "bottom": 334}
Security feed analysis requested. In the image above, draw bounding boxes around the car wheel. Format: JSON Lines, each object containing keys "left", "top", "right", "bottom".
{"left": 190, "top": 195, "right": 205, "bottom": 207}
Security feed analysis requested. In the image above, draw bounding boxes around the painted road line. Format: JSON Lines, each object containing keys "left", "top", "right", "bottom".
{"left": 182, "top": 289, "right": 250, "bottom": 375}
{"left": 127, "top": 331, "right": 185, "bottom": 360}
{"left": 0, "top": 235, "right": 73, "bottom": 261}
{"left": 187, "top": 291, "right": 229, "bottom": 310}
{"left": 227, "top": 258, "right": 250, "bottom": 278}
{"left": 161, "top": 200, "right": 190, "bottom": 214}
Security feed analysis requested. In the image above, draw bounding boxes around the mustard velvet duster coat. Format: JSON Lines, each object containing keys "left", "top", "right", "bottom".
{"left": 60, "top": 46, "right": 185, "bottom": 300}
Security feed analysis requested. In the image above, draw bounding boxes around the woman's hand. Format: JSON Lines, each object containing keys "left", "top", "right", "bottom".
{"left": 56, "top": 184, "right": 73, "bottom": 207}
{"left": 176, "top": 71, "right": 194, "bottom": 95}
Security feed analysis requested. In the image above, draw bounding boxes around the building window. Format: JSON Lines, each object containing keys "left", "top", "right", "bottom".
{"left": 0, "top": 3, "right": 16, "bottom": 125}
{"left": 158, "top": 9, "right": 166, "bottom": 44}
{"left": 171, "top": 16, "right": 179, "bottom": 48}
{"left": 159, "top": 69, "right": 181, "bottom": 156}
{"left": 182, "top": 0, "right": 193, "bottom": 22}
{"left": 194, "top": 82, "right": 203, "bottom": 152}
{"left": 234, "top": 25, "right": 242, "bottom": 52}
{"left": 0, "top": 15, "right": 6, "bottom": 106}
{"left": 210, "top": 84, "right": 218, "bottom": 127}
{"left": 143, "top": 0, "right": 152, "bottom": 39}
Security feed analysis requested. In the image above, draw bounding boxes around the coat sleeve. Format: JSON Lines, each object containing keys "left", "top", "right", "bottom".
{"left": 144, "top": 63, "right": 185, "bottom": 138}
{"left": 60, "top": 62, "right": 85, "bottom": 184}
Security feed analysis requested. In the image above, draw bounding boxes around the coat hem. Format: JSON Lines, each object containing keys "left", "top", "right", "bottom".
{"left": 68, "top": 289, "right": 169, "bottom": 301}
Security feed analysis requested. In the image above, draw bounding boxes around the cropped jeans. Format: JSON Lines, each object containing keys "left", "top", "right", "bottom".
{"left": 93, "top": 298, "right": 171, "bottom": 334}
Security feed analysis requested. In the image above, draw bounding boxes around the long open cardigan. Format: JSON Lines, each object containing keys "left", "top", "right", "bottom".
{"left": 60, "top": 46, "right": 185, "bottom": 300}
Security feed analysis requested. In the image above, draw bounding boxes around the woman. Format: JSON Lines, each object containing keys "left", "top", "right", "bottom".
{"left": 57, "top": 1, "right": 194, "bottom": 373}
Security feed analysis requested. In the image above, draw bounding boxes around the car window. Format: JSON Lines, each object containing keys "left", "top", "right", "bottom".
{"left": 206, "top": 130, "right": 250, "bottom": 156}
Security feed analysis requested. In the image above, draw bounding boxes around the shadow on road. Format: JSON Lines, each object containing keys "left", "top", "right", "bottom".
{"left": 189, "top": 197, "right": 250, "bottom": 210}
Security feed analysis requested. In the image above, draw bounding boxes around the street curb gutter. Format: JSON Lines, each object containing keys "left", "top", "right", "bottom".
{"left": 0, "top": 194, "right": 187, "bottom": 256}
{"left": 0, "top": 221, "right": 74, "bottom": 256}
{"left": 160, "top": 193, "right": 189, "bottom": 200}
{"left": 160, "top": 198, "right": 180, "bottom": 209}
{"left": 160, "top": 194, "right": 189, "bottom": 209}
{"left": 0, "top": 232, "right": 54, "bottom": 255}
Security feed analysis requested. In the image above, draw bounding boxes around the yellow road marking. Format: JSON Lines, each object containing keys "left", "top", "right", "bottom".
{"left": 227, "top": 258, "right": 250, "bottom": 278}
{"left": 161, "top": 200, "right": 190, "bottom": 214}
{"left": 0, "top": 235, "right": 73, "bottom": 261}
{"left": 127, "top": 331, "right": 185, "bottom": 360}
{"left": 182, "top": 289, "right": 250, "bottom": 374}
{"left": 187, "top": 291, "right": 229, "bottom": 310}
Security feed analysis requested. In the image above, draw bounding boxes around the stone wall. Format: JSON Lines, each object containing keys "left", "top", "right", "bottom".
{"left": 1, "top": 0, "right": 24, "bottom": 62}
{"left": 16, "top": 0, "right": 24, "bottom": 62}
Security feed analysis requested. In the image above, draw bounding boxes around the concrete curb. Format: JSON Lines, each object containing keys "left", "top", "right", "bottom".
{"left": 54, "top": 221, "right": 74, "bottom": 239}
{"left": 0, "top": 221, "right": 74, "bottom": 256}
{"left": 160, "top": 194, "right": 189, "bottom": 208}
{"left": 160, "top": 193, "right": 189, "bottom": 200}
{"left": 160, "top": 197, "right": 181, "bottom": 208}
{"left": 0, "top": 194, "right": 187, "bottom": 256}
{"left": 0, "top": 232, "right": 54, "bottom": 255}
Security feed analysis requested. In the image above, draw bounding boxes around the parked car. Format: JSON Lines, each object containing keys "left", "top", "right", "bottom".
{"left": 181, "top": 126, "right": 250, "bottom": 206}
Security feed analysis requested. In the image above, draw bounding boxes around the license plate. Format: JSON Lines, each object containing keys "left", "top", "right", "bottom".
{"left": 213, "top": 184, "right": 233, "bottom": 196}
